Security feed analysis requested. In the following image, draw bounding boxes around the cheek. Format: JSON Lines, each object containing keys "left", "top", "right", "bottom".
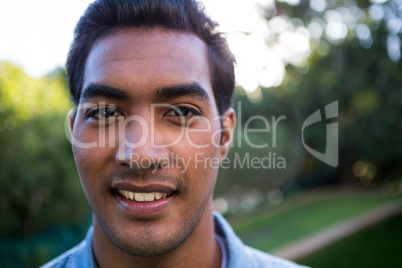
{"left": 72, "top": 121, "right": 118, "bottom": 160}
{"left": 72, "top": 145, "right": 114, "bottom": 211}
{"left": 173, "top": 137, "right": 221, "bottom": 198}
{"left": 73, "top": 121, "right": 120, "bottom": 148}
{"left": 182, "top": 119, "right": 222, "bottom": 149}
{"left": 71, "top": 131, "right": 115, "bottom": 196}
{"left": 72, "top": 146, "right": 96, "bottom": 190}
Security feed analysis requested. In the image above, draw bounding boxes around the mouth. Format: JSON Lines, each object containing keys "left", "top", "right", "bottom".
{"left": 116, "top": 190, "right": 176, "bottom": 202}
{"left": 111, "top": 182, "right": 178, "bottom": 217}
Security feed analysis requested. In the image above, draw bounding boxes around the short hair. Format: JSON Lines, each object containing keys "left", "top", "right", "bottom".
{"left": 67, "top": 0, "right": 235, "bottom": 115}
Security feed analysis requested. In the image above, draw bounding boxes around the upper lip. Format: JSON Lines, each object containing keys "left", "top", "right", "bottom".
{"left": 111, "top": 181, "right": 176, "bottom": 193}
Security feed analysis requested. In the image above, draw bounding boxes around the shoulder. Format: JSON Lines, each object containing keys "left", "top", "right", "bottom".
{"left": 40, "top": 242, "right": 83, "bottom": 268}
{"left": 213, "top": 211, "right": 309, "bottom": 268}
{"left": 40, "top": 227, "right": 94, "bottom": 268}
{"left": 243, "top": 245, "right": 309, "bottom": 268}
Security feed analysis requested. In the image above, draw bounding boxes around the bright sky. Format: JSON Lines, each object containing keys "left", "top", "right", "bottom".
{"left": 0, "top": 0, "right": 310, "bottom": 93}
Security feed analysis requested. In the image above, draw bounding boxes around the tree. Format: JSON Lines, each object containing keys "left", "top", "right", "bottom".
{"left": 0, "top": 62, "right": 89, "bottom": 236}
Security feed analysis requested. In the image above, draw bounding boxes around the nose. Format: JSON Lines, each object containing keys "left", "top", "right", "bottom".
{"left": 115, "top": 113, "right": 170, "bottom": 169}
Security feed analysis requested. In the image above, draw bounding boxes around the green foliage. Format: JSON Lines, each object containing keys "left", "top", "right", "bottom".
{"left": 0, "top": 62, "right": 89, "bottom": 236}
{"left": 278, "top": 0, "right": 402, "bottom": 184}
{"left": 215, "top": 93, "right": 305, "bottom": 206}
{"left": 220, "top": 0, "right": 402, "bottom": 194}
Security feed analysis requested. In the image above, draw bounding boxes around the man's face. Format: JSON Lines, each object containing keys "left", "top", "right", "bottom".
{"left": 70, "top": 28, "right": 234, "bottom": 257}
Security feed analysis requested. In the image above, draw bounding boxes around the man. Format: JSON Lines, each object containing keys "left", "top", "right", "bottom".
{"left": 43, "top": 0, "right": 306, "bottom": 267}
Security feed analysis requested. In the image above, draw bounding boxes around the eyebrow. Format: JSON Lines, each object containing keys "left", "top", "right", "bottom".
{"left": 80, "top": 83, "right": 128, "bottom": 102}
{"left": 155, "top": 82, "right": 210, "bottom": 103}
{"left": 80, "top": 82, "right": 210, "bottom": 103}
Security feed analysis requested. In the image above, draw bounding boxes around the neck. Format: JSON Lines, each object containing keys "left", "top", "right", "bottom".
{"left": 92, "top": 203, "right": 221, "bottom": 268}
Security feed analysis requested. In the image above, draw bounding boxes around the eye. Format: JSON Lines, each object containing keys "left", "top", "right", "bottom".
{"left": 164, "top": 106, "right": 199, "bottom": 118}
{"left": 86, "top": 104, "right": 123, "bottom": 120}
{"left": 98, "top": 107, "right": 117, "bottom": 118}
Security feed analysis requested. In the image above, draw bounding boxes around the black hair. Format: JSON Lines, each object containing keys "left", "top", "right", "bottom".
{"left": 67, "top": 0, "right": 235, "bottom": 115}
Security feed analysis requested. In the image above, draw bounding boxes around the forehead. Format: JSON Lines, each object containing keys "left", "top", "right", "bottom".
{"left": 83, "top": 28, "right": 213, "bottom": 103}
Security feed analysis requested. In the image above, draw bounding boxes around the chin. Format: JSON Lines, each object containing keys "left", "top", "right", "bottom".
{"left": 94, "top": 206, "right": 205, "bottom": 258}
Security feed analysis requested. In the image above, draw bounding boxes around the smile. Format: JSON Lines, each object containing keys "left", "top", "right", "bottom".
{"left": 117, "top": 190, "right": 175, "bottom": 202}
{"left": 112, "top": 182, "right": 178, "bottom": 217}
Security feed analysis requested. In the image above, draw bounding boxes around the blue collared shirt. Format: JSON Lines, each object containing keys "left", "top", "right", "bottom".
{"left": 41, "top": 212, "right": 308, "bottom": 268}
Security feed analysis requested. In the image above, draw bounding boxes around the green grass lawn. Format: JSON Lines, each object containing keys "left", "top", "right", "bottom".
{"left": 229, "top": 192, "right": 399, "bottom": 252}
{"left": 298, "top": 212, "right": 402, "bottom": 268}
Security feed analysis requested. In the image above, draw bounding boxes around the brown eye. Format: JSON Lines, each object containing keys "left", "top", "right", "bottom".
{"left": 99, "top": 107, "right": 116, "bottom": 118}
{"left": 86, "top": 104, "right": 123, "bottom": 120}
{"left": 164, "top": 107, "right": 199, "bottom": 117}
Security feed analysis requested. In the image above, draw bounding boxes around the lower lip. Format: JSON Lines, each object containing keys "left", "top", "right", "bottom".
{"left": 113, "top": 191, "right": 176, "bottom": 217}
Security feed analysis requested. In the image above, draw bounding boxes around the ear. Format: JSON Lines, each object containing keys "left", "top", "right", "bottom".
{"left": 67, "top": 107, "right": 76, "bottom": 134}
{"left": 219, "top": 108, "right": 236, "bottom": 159}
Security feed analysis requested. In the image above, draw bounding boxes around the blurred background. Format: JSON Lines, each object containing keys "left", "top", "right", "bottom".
{"left": 1, "top": 0, "right": 401, "bottom": 267}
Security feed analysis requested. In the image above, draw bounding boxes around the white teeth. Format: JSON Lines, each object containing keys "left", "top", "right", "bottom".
{"left": 118, "top": 190, "right": 173, "bottom": 202}
{"left": 144, "top": 193, "right": 155, "bottom": 201}
{"left": 134, "top": 193, "right": 145, "bottom": 202}
{"left": 121, "top": 190, "right": 130, "bottom": 199}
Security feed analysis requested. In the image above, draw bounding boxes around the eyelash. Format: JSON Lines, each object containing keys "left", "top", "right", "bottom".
{"left": 163, "top": 106, "right": 200, "bottom": 118}
{"left": 85, "top": 106, "right": 123, "bottom": 119}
